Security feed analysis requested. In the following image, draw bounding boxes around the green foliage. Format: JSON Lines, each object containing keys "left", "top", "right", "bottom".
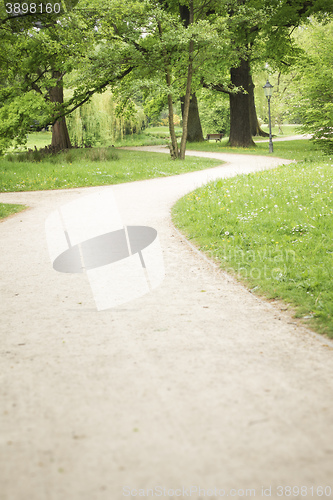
{"left": 172, "top": 154, "right": 333, "bottom": 337}
{"left": 103, "top": 0, "right": 231, "bottom": 158}
{"left": 144, "top": 96, "right": 169, "bottom": 126}
{"left": 202, "top": 0, "right": 333, "bottom": 145}
{"left": 292, "top": 21, "right": 333, "bottom": 152}
{"left": 197, "top": 89, "right": 230, "bottom": 136}
{"left": 1, "top": 0, "right": 333, "bottom": 157}
{"left": 0, "top": 93, "right": 50, "bottom": 154}
{"left": 0, "top": 3, "right": 97, "bottom": 153}
{"left": 252, "top": 70, "right": 297, "bottom": 129}
{"left": 251, "top": 18, "right": 333, "bottom": 141}
{"left": 66, "top": 91, "right": 147, "bottom": 146}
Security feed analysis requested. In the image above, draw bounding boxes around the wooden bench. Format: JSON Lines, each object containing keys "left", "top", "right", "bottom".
{"left": 206, "top": 133, "right": 223, "bottom": 142}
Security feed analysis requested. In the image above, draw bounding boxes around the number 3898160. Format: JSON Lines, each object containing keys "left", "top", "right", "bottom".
{"left": 5, "top": 3, "right": 61, "bottom": 14}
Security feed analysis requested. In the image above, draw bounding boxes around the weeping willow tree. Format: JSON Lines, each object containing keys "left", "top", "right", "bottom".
{"left": 66, "top": 91, "right": 147, "bottom": 146}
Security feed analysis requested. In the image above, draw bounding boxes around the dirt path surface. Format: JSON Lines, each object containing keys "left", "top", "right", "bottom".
{"left": 1, "top": 147, "right": 332, "bottom": 500}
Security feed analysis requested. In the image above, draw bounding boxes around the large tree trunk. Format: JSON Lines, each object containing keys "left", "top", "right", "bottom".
{"left": 180, "top": 93, "right": 204, "bottom": 142}
{"left": 158, "top": 20, "right": 179, "bottom": 159}
{"left": 166, "top": 80, "right": 179, "bottom": 159}
{"left": 178, "top": 3, "right": 204, "bottom": 144}
{"left": 49, "top": 70, "right": 72, "bottom": 150}
{"left": 228, "top": 58, "right": 255, "bottom": 147}
{"left": 179, "top": 38, "right": 194, "bottom": 159}
{"left": 179, "top": 0, "right": 194, "bottom": 160}
{"left": 249, "top": 72, "right": 269, "bottom": 137}
{"left": 51, "top": 118, "right": 72, "bottom": 150}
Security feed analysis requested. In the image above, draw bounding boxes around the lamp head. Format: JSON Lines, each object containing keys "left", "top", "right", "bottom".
{"left": 263, "top": 80, "right": 274, "bottom": 98}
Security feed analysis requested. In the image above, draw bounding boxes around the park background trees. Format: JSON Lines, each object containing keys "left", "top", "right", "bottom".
{"left": 0, "top": 0, "right": 89, "bottom": 152}
{"left": 0, "top": 0, "right": 332, "bottom": 156}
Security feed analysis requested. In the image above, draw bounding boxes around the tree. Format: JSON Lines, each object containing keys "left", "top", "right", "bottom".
{"left": 156, "top": 0, "right": 230, "bottom": 156}
{"left": 180, "top": 93, "right": 204, "bottom": 142}
{"left": 49, "top": 71, "right": 72, "bottom": 149}
{"left": 178, "top": 0, "right": 195, "bottom": 159}
{"left": 2, "top": 0, "right": 332, "bottom": 155}
{"left": 0, "top": 0, "right": 149, "bottom": 153}
{"left": 203, "top": 0, "right": 333, "bottom": 147}
{"left": 201, "top": 0, "right": 269, "bottom": 147}
{"left": 0, "top": 2, "right": 90, "bottom": 151}
{"left": 146, "top": 0, "right": 197, "bottom": 158}
{"left": 229, "top": 58, "right": 256, "bottom": 147}
{"left": 178, "top": 3, "right": 203, "bottom": 142}
{"left": 110, "top": 0, "right": 227, "bottom": 158}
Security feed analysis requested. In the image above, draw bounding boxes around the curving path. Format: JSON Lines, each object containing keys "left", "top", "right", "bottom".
{"left": 1, "top": 146, "right": 333, "bottom": 500}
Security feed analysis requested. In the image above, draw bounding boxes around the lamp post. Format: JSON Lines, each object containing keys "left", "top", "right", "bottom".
{"left": 263, "top": 80, "right": 274, "bottom": 153}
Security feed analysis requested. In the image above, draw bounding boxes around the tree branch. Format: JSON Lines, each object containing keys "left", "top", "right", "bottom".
{"left": 201, "top": 78, "right": 234, "bottom": 95}
{"left": 49, "top": 66, "right": 134, "bottom": 124}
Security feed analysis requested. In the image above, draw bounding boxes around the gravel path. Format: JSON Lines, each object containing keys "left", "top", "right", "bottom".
{"left": 1, "top": 146, "right": 332, "bottom": 500}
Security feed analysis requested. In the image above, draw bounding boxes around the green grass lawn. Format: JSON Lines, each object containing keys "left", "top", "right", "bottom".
{"left": 186, "top": 138, "right": 322, "bottom": 162}
{"left": 254, "top": 123, "right": 302, "bottom": 139}
{"left": 20, "top": 130, "right": 168, "bottom": 150}
{"left": 25, "top": 131, "right": 52, "bottom": 150}
{"left": 20, "top": 124, "right": 300, "bottom": 151}
{"left": 22, "top": 127, "right": 181, "bottom": 151}
{"left": 142, "top": 125, "right": 183, "bottom": 138}
{"left": 0, "top": 203, "right": 27, "bottom": 220}
{"left": 22, "top": 127, "right": 182, "bottom": 149}
{"left": 0, "top": 147, "right": 221, "bottom": 193}
{"left": 172, "top": 153, "right": 333, "bottom": 338}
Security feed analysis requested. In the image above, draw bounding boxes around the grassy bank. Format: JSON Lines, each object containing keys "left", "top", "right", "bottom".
{"left": 172, "top": 155, "right": 333, "bottom": 338}
{"left": 0, "top": 203, "right": 27, "bottom": 220}
{"left": 18, "top": 129, "right": 171, "bottom": 152}
{"left": 0, "top": 148, "right": 221, "bottom": 193}
{"left": 186, "top": 139, "right": 321, "bottom": 162}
